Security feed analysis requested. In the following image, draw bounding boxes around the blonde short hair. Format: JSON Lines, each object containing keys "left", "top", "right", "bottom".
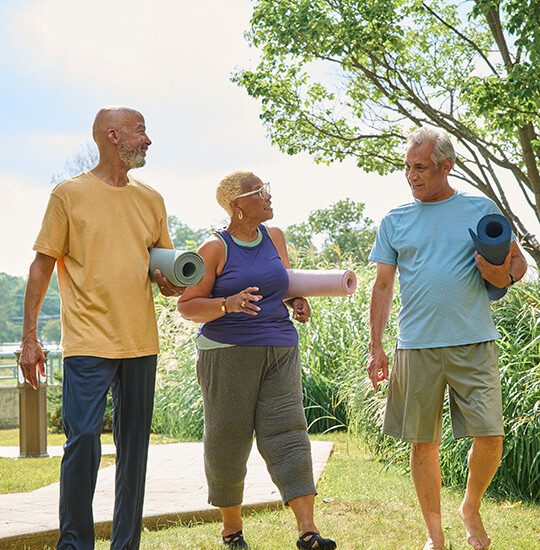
{"left": 216, "top": 171, "right": 255, "bottom": 216}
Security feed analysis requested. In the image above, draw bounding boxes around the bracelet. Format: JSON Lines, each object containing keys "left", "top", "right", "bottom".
{"left": 221, "top": 297, "right": 228, "bottom": 314}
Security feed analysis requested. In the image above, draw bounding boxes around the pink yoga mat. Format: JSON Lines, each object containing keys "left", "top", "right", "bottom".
{"left": 284, "top": 269, "right": 358, "bottom": 300}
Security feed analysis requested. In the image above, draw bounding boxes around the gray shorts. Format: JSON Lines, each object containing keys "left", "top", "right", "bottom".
{"left": 383, "top": 341, "right": 503, "bottom": 443}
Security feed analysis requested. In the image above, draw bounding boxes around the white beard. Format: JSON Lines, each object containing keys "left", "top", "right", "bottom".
{"left": 118, "top": 142, "right": 146, "bottom": 168}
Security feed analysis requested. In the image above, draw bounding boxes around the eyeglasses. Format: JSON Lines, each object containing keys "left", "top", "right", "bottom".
{"left": 235, "top": 182, "right": 271, "bottom": 200}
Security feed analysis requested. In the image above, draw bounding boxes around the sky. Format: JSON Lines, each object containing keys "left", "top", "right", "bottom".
{"left": 0, "top": 0, "right": 537, "bottom": 277}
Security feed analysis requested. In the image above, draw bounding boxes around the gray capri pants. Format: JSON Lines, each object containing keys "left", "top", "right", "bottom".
{"left": 196, "top": 345, "right": 317, "bottom": 508}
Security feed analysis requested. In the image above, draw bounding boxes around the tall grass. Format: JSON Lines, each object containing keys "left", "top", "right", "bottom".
{"left": 335, "top": 276, "right": 540, "bottom": 502}
{"left": 152, "top": 297, "right": 204, "bottom": 440}
{"left": 153, "top": 263, "right": 540, "bottom": 502}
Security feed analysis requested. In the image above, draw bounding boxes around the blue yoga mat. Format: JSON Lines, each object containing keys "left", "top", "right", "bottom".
{"left": 468, "top": 214, "right": 512, "bottom": 301}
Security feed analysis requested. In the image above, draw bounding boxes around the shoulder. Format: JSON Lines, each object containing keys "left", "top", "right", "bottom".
{"left": 50, "top": 172, "right": 89, "bottom": 201}
{"left": 129, "top": 176, "right": 165, "bottom": 202}
{"left": 379, "top": 201, "right": 417, "bottom": 228}
{"left": 266, "top": 225, "right": 285, "bottom": 240}
{"left": 199, "top": 233, "right": 226, "bottom": 254}
{"left": 265, "top": 225, "right": 287, "bottom": 249}
{"left": 456, "top": 191, "right": 499, "bottom": 213}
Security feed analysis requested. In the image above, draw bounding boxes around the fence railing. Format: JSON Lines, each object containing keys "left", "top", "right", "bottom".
{"left": 0, "top": 348, "right": 61, "bottom": 386}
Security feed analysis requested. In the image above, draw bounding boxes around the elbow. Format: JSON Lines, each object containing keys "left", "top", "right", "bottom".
{"left": 177, "top": 301, "right": 195, "bottom": 322}
{"left": 373, "top": 280, "right": 393, "bottom": 294}
{"left": 177, "top": 302, "right": 189, "bottom": 320}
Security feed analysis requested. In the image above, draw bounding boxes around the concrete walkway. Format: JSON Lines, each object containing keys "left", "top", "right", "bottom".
{"left": 0, "top": 440, "right": 334, "bottom": 549}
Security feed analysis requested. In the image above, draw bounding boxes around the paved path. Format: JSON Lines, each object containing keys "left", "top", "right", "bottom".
{"left": 0, "top": 440, "right": 334, "bottom": 549}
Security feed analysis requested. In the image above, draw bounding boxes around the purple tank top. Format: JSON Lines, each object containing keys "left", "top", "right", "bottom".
{"left": 199, "top": 225, "right": 298, "bottom": 346}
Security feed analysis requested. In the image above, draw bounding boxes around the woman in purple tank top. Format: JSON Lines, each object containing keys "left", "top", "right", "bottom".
{"left": 178, "top": 172, "right": 336, "bottom": 550}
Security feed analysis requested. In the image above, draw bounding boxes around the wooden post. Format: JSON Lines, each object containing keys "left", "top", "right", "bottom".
{"left": 15, "top": 349, "right": 49, "bottom": 458}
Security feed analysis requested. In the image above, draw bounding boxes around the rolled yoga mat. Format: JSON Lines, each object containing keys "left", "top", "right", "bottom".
{"left": 468, "top": 214, "right": 512, "bottom": 301}
{"left": 149, "top": 248, "right": 205, "bottom": 287}
{"left": 284, "top": 269, "right": 358, "bottom": 300}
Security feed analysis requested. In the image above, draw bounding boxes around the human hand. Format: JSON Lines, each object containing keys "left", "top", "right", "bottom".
{"left": 19, "top": 340, "right": 46, "bottom": 390}
{"left": 225, "top": 287, "right": 262, "bottom": 315}
{"left": 474, "top": 251, "right": 511, "bottom": 288}
{"left": 291, "top": 297, "right": 310, "bottom": 323}
{"left": 154, "top": 269, "right": 186, "bottom": 297}
{"left": 366, "top": 347, "right": 389, "bottom": 391}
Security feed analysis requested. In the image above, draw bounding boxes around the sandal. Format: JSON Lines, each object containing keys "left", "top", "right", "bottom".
{"left": 222, "top": 530, "right": 249, "bottom": 548}
{"left": 296, "top": 531, "right": 337, "bottom": 549}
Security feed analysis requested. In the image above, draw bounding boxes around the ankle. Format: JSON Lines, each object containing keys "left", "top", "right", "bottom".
{"left": 222, "top": 524, "right": 243, "bottom": 537}
{"left": 298, "top": 523, "right": 319, "bottom": 536}
{"left": 460, "top": 498, "right": 481, "bottom": 513}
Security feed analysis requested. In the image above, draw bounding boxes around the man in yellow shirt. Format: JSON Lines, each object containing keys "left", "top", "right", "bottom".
{"left": 19, "top": 107, "right": 184, "bottom": 549}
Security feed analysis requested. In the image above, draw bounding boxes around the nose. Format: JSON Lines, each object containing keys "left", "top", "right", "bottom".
{"left": 407, "top": 168, "right": 417, "bottom": 181}
{"left": 145, "top": 134, "right": 152, "bottom": 146}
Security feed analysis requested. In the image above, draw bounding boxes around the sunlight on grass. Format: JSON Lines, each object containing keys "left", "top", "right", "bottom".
{"left": 90, "top": 433, "right": 540, "bottom": 550}
{"left": 0, "top": 428, "right": 182, "bottom": 447}
{"left": 0, "top": 455, "right": 115, "bottom": 494}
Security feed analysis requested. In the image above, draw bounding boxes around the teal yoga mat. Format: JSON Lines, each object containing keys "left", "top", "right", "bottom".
{"left": 468, "top": 214, "right": 512, "bottom": 301}
{"left": 149, "top": 248, "right": 205, "bottom": 287}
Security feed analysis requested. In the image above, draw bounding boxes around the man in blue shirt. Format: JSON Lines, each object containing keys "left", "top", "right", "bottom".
{"left": 366, "top": 127, "right": 527, "bottom": 550}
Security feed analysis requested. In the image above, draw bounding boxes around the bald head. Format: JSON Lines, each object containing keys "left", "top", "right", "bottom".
{"left": 92, "top": 107, "right": 151, "bottom": 169}
{"left": 92, "top": 107, "right": 142, "bottom": 146}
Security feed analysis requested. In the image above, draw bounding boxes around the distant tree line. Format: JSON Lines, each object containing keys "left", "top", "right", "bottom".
{"left": 1, "top": 203, "right": 374, "bottom": 343}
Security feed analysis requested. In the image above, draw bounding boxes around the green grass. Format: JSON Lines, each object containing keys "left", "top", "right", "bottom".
{"left": 0, "top": 429, "right": 182, "bottom": 495}
{"left": 87, "top": 433, "right": 539, "bottom": 550}
{"left": 0, "top": 455, "right": 116, "bottom": 494}
{"left": 0, "top": 428, "right": 182, "bottom": 447}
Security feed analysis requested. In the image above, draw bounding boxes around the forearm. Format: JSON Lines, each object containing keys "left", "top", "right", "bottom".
{"left": 22, "top": 257, "right": 55, "bottom": 343}
{"left": 369, "top": 284, "right": 394, "bottom": 351}
{"left": 510, "top": 255, "right": 527, "bottom": 282}
{"left": 178, "top": 297, "right": 226, "bottom": 323}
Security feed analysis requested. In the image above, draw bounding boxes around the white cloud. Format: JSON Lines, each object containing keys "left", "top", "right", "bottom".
{"left": 137, "top": 154, "right": 412, "bottom": 233}
{"left": 1, "top": 0, "right": 538, "bottom": 281}
{"left": 0, "top": 175, "right": 50, "bottom": 277}
{"left": 12, "top": 0, "right": 254, "bottom": 106}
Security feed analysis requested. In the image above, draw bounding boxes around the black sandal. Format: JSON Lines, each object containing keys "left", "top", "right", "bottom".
{"left": 296, "top": 531, "right": 337, "bottom": 549}
{"left": 222, "top": 530, "right": 248, "bottom": 548}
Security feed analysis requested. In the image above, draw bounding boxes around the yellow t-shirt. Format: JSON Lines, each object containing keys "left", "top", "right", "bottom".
{"left": 33, "top": 171, "right": 174, "bottom": 358}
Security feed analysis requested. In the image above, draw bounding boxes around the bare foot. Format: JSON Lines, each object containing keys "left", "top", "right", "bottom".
{"left": 459, "top": 502, "right": 491, "bottom": 549}
{"left": 423, "top": 536, "right": 445, "bottom": 550}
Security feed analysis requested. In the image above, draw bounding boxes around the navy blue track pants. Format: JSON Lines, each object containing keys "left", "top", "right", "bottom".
{"left": 57, "top": 355, "right": 157, "bottom": 550}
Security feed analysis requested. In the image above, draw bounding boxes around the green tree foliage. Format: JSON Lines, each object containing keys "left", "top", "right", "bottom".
{"left": 234, "top": 0, "right": 540, "bottom": 267}
{"left": 0, "top": 273, "right": 26, "bottom": 342}
{"left": 285, "top": 199, "right": 376, "bottom": 265}
{"left": 42, "top": 319, "right": 62, "bottom": 343}
{"left": 168, "top": 215, "right": 208, "bottom": 251}
{"left": 0, "top": 272, "right": 60, "bottom": 343}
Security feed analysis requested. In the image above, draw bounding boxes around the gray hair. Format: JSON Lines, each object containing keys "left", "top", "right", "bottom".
{"left": 407, "top": 126, "right": 456, "bottom": 167}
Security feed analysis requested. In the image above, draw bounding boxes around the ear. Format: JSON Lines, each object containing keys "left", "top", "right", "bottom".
{"left": 441, "top": 159, "right": 452, "bottom": 176}
{"left": 107, "top": 128, "right": 119, "bottom": 145}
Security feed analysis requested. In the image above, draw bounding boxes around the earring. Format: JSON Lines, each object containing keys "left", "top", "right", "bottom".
{"left": 238, "top": 210, "right": 243, "bottom": 220}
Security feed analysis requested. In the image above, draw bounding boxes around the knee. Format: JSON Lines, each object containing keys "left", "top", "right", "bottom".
{"left": 66, "top": 431, "right": 101, "bottom": 448}
{"left": 411, "top": 442, "right": 440, "bottom": 457}
{"left": 473, "top": 435, "right": 503, "bottom": 453}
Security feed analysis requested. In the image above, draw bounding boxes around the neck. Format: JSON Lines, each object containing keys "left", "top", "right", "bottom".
{"left": 227, "top": 219, "right": 260, "bottom": 241}
{"left": 90, "top": 155, "right": 130, "bottom": 187}
{"left": 423, "top": 185, "right": 456, "bottom": 203}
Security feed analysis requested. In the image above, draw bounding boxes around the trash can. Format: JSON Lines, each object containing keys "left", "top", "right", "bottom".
{"left": 15, "top": 349, "right": 49, "bottom": 458}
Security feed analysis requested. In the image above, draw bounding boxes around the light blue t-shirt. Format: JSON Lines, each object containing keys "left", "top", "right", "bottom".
{"left": 369, "top": 192, "right": 509, "bottom": 349}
